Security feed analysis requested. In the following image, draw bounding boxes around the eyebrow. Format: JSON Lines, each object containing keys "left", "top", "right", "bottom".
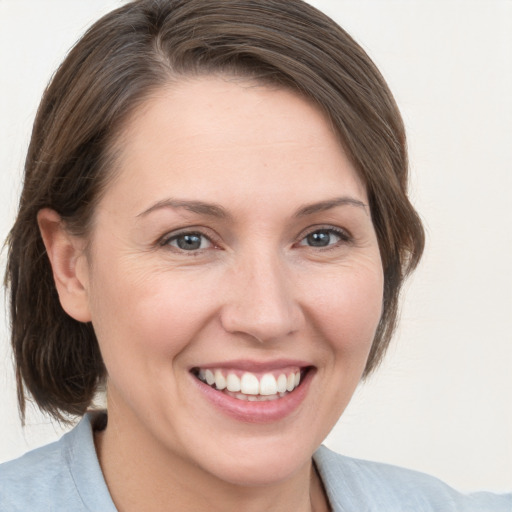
{"left": 137, "top": 199, "right": 230, "bottom": 219}
{"left": 295, "top": 197, "right": 368, "bottom": 216}
{"left": 137, "top": 196, "right": 368, "bottom": 219}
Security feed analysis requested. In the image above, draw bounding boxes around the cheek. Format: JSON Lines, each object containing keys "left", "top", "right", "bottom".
{"left": 304, "top": 261, "right": 384, "bottom": 357}
{"left": 88, "top": 260, "right": 218, "bottom": 363}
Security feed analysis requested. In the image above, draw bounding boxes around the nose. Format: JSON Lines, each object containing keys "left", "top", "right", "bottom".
{"left": 219, "top": 251, "right": 304, "bottom": 343}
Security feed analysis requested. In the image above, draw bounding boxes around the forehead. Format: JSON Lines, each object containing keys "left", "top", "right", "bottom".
{"left": 101, "top": 76, "right": 367, "bottom": 216}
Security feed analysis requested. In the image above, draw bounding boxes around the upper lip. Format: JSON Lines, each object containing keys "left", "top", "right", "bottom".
{"left": 189, "top": 358, "right": 312, "bottom": 372}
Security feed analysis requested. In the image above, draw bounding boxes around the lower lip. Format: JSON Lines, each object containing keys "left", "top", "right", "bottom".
{"left": 192, "top": 369, "right": 314, "bottom": 424}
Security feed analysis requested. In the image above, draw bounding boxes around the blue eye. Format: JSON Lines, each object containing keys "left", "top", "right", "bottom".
{"left": 299, "top": 229, "right": 347, "bottom": 248}
{"left": 166, "top": 232, "right": 212, "bottom": 251}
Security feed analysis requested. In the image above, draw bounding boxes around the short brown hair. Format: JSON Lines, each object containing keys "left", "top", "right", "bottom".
{"left": 5, "top": 0, "right": 424, "bottom": 422}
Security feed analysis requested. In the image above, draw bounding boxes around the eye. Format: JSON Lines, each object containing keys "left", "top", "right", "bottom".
{"left": 298, "top": 228, "right": 349, "bottom": 248}
{"left": 164, "top": 232, "right": 213, "bottom": 251}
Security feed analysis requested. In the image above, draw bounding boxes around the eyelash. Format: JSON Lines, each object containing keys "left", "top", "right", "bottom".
{"left": 295, "top": 226, "right": 352, "bottom": 250}
{"left": 159, "top": 229, "right": 219, "bottom": 253}
{"left": 158, "top": 226, "right": 352, "bottom": 254}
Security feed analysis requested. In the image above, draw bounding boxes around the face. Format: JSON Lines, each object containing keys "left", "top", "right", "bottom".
{"left": 79, "top": 77, "right": 383, "bottom": 486}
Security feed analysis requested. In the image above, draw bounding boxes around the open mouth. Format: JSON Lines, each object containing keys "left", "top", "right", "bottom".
{"left": 191, "top": 367, "right": 311, "bottom": 402}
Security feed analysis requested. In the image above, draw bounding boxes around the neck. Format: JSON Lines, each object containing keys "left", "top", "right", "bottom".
{"left": 94, "top": 408, "right": 329, "bottom": 512}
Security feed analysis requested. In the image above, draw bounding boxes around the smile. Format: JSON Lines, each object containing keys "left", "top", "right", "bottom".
{"left": 192, "top": 368, "right": 305, "bottom": 402}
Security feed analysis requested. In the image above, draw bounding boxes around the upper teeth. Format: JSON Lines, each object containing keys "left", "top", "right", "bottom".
{"left": 197, "top": 369, "right": 301, "bottom": 396}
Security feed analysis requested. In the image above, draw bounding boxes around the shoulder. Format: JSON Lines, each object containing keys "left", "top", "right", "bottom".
{"left": 0, "top": 437, "right": 69, "bottom": 511}
{"left": 0, "top": 412, "right": 115, "bottom": 512}
{"left": 314, "top": 445, "right": 512, "bottom": 512}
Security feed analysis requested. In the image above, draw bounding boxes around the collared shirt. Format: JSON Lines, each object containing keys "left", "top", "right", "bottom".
{"left": 1, "top": 413, "right": 511, "bottom": 511}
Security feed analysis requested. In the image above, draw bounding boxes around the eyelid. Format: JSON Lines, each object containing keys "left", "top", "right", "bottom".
{"left": 158, "top": 226, "right": 221, "bottom": 251}
{"left": 295, "top": 225, "right": 353, "bottom": 247}
{"left": 156, "top": 224, "right": 353, "bottom": 252}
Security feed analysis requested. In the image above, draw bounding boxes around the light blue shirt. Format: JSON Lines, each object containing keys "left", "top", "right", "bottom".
{"left": 1, "top": 412, "right": 511, "bottom": 511}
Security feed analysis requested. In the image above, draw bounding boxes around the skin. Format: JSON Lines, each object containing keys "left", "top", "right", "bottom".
{"left": 39, "top": 76, "right": 384, "bottom": 512}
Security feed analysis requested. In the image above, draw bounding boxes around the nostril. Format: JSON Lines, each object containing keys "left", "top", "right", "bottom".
{"left": 218, "top": 267, "right": 303, "bottom": 342}
{"left": 219, "top": 303, "right": 303, "bottom": 344}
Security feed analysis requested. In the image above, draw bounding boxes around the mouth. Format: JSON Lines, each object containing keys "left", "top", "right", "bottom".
{"left": 191, "top": 366, "right": 311, "bottom": 402}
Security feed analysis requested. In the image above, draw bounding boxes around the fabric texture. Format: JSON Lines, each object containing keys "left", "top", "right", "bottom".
{"left": 314, "top": 446, "right": 511, "bottom": 512}
{"left": 1, "top": 412, "right": 511, "bottom": 511}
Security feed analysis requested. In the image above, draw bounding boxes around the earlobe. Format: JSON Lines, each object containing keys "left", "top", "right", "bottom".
{"left": 37, "top": 208, "right": 92, "bottom": 323}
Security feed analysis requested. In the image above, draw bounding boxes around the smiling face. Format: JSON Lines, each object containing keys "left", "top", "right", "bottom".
{"left": 75, "top": 76, "right": 383, "bottom": 488}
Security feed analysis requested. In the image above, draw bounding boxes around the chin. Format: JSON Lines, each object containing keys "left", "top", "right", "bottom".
{"left": 174, "top": 422, "right": 323, "bottom": 488}
{"left": 205, "top": 443, "right": 314, "bottom": 487}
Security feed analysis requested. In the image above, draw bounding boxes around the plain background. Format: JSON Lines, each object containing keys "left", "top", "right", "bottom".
{"left": 0, "top": 0, "right": 510, "bottom": 493}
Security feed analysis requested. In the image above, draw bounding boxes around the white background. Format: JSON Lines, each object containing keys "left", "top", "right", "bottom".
{"left": 0, "top": 0, "right": 510, "bottom": 493}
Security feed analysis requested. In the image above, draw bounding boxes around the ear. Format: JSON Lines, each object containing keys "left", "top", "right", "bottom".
{"left": 37, "top": 208, "right": 92, "bottom": 322}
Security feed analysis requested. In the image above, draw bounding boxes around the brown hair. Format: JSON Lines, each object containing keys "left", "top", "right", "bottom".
{"left": 5, "top": 0, "right": 424, "bottom": 422}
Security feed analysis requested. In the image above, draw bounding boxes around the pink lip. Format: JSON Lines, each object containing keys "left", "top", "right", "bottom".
{"left": 190, "top": 365, "right": 315, "bottom": 424}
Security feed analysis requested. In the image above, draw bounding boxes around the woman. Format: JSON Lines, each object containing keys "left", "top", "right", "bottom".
{"left": 0, "top": 1, "right": 510, "bottom": 510}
